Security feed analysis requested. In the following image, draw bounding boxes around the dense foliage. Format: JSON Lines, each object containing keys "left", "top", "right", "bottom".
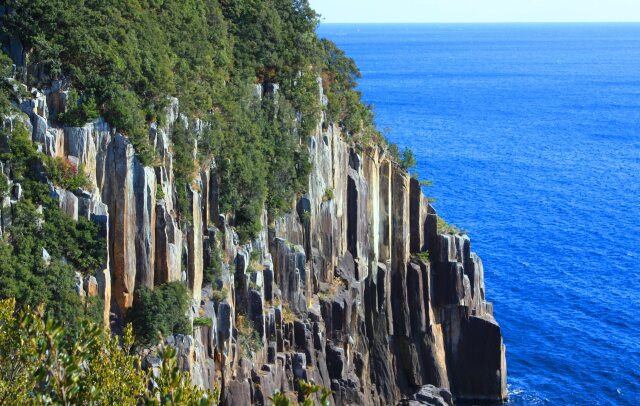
{"left": 0, "top": 0, "right": 419, "bottom": 352}
{"left": 0, "top": 88, "right": 105, "bottom": 323}
{"left": 0, "top": 1, "right": 413, "bottom": 403}
{"left": 0, "top": 298, "right": 218, "bottom": 405}
{"left": 1, "top": 0, "right": 391, "bottom": 241}
{"left": 126, "top": 282, "right": 192, "bottom": 346}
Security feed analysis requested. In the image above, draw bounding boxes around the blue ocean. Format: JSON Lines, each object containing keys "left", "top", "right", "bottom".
{"left": 317, "top": 23, "right": 640, "bottom": 405}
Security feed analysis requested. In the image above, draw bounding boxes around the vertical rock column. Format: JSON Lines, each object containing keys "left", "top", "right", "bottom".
{"left": 102, "top": 134, "right": 158, "bottom": 313}
{"left": 155, "top": 202, "right": 182, "bottom": 284}
{"left": 378, "top": 160, "right": 392, "bottom": 264}
{"left": 409, "top": 178, "right": 429, "bottom": 254}
{"left": 188, "top": 184, "right": 204, "bottom": 304}
{"left": 105, "top": 135, "right": 138, "bottom": 312}
{"left": 363, "top": 148, "right": 381, "bottom": 274}
{"left": 134, "top": 166, "right": 156, "bottom": 289}
{"left": 390, "top": 165, "right": 411, "bottom": 338}
{"left": 347, "top": 166, "right": 370, "bottom": 281}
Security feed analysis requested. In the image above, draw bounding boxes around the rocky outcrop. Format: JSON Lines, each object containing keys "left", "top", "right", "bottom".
{"left": 397, "top": 385, "right": 453, "bottom": 406}
{"left": 17, "top": 81, "right": 507, "bottom": 405}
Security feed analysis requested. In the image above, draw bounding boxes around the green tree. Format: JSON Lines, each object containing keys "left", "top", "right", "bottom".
{"left": 1, "top": 0, "right": 397, "bottom": 243}
{"left": 57, "top": 89, "right": 100, "bottom": 126}
{"left": 400, "top": 147, "right": 416, "bottom": 170}
{"left": 127, "top": 282, "right": 192, "bottom": 346}
{"left": 0, "top": 298, "right": 217, "bottom": 405}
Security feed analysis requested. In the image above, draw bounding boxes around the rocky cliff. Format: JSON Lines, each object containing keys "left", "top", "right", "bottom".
{"left": 5, "top": 79, "right": 507, "bottom": 405}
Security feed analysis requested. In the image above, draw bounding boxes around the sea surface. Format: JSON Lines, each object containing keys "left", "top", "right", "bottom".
{"left": 317, "top": 23, "right": 640, "bottom": 405}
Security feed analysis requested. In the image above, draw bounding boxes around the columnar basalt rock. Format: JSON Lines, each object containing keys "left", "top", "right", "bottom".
{"left": 188, "top": 184, "right": 204, "bottom": 304}
{"left": 104, "top": 134, "right": 139, "bottom": 311}
{"left": 21, "top": 87, "right": 506, "bottom": 405}
{"left": 134, "top": 166, "right": 157, "bottom": 289}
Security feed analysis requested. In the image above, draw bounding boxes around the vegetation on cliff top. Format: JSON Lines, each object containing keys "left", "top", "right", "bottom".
{"left": 1, "top": 0, "right": 394, "bottom": 241}
{"left": 0, "top": 0, "right": 425, "bottom": 323}
{"left": 0, "top": 0, "right": 379, "bottom": 337}
{"left": 0, "top": 1, "right": 427, "bottom": 402}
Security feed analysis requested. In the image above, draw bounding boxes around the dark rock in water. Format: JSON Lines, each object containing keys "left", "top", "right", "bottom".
{"left": 396, "top": 385, "right": 453, "bottom": 406}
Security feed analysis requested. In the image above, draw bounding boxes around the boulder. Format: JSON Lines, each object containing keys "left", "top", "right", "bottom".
{"left": 396, "top": 385, "right": 453, "bottom": 406}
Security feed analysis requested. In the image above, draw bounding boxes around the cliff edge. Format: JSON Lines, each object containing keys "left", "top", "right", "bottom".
{"left": 0, "top": 1, "right": 507, "bottom": 402}
{"left": 4, "top": 81, "right": 507, "bottom": 404}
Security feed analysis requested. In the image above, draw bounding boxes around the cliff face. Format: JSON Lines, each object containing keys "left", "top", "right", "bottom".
{"left": 8, "top": 82, "right": 507, "bottom": 404}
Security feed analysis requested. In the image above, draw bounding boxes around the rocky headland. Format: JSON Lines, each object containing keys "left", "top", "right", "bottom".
{"left": 3, "top": 79, "right": 507, "bottom": 404}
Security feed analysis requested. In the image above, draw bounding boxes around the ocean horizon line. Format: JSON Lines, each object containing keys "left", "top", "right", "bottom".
{"left": 319, "top": 21, "right": 640, "bottom": 25}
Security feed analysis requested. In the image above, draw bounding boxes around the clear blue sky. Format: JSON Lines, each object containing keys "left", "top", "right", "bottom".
{"left": 309, "top": 0, "right": 640, "bottom": 23}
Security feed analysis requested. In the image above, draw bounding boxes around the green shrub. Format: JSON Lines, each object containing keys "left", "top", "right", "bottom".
{"left": 0, "top": 53, "right": 14, "bottom": 78}
{"left": 0, "top": 173, "right": 8, "bottom": 198}
{"left": 250, "top": 248, "right": 261, "bottom": 262}
{"left": 0, "top": 298, "right": 218, "bottom": 404}
{"left": 413, "top": 251, "right": 430, "bottom": 262}
{"left": 323, "top": 188, "right": 334, "bottom": 202}
{"left": 84, "top": 295, "right": 105, "bottom": 326}
{"left": 282, "top": 68, "right": 322, "bottom": 137}
{"left": 300, "top": 210, "right": 310, "bottom": 223}
{"left": 44, "top": 156, "right": 91, "bottom": 190}
{"left": 193, "top": 317, "right": 213, "bottom": 328}
{"left": 211, "top": 288, "right": 228, "bottom": 304}
{"left": 0, "top": 122, "right": 39, "bottom": 180}
{"left": 281, "top": 303, "right": 298, "bottom": 324}
{"left": 269, "top": 381, "right": 332, "bottom": 406}
{"left": 127, "top": 282, "right": 192, "bottom": 346}
{"left": 204, "top": 238, "right": 224, "bottom": 286}
{"left": 0, "top": 198, "right": 105, "bottom": 324}
{"left": 156, "top": 183, "right": 165, "bottom": 200}
{"left": 400, "top": 147, "right": 416, "bottom": 170}
{"left": 58, "top": 89, "right": 99, "bottom": 126}
{"left": 321, "top": 39, "right": 374, "bottom": 136}
{"left": 388, "top": 143, "right": 400, "bottom": 161}
{"left": 437, "top": 217, "right": 467, "bottom": 235}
